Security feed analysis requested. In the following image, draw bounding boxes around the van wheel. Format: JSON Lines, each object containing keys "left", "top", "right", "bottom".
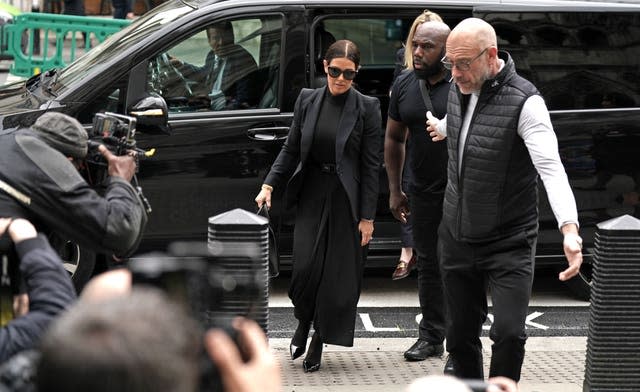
{"left": 47, "top": 236, "right": 96, "bottom": 293}
{"left": 559, "top": 260, "right": 592, "bottom": 301}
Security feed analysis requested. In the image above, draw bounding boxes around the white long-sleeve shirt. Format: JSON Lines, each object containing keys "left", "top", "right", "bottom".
{"left": 435, "top": 91, "right": 579, "bottom": 230}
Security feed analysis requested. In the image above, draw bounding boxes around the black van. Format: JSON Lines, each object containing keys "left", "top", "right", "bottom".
{"left": 0, "top": 0, "right": 638, "bottom": 299}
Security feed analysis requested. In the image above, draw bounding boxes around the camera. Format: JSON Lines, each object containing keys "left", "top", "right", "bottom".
{"left": 85, "top": 112, "right": 137, "bottom": 173}
{"left": 84, "top": 112, "right": 152, "bottom": 213}
{"left": 0, "top": 232, "right": 21, "bottom": 328}
{"left": 128, "top": 241, "right": 264, "bottom": 392}
{"left": 91, "top": 112, "right": 136, "bottom": 153}
{"left": 128, "top": 241, "right": 263, "bottom": 329}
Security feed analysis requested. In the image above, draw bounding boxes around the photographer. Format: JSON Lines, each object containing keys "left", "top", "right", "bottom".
{"left": 0, "top": 112, "right": 147, "bottom": 266}
{"left": 37, "top": 286, "right": 281, "bottom": 392}
{"left": 0, "top": 218, "right": 76, "bottom": 362}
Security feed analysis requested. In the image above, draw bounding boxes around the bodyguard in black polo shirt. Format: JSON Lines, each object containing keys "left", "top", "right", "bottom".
{"left": 384, "top": 17, "right": 451, "bottom": 361}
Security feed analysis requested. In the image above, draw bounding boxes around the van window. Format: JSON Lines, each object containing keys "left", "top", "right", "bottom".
{"left": 147, "top": 15, "right": 283, "bottom": 112}
{"left": 484, "top": 12, "right": 640, "bottom": 111}
{"left": 321, "top": 18, "right": 408, "bottom": 67}
{"left": 316, "top": 17, "right": 416, "bottom": 122}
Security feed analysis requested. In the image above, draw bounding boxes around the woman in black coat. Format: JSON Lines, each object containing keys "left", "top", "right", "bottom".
{"left": 255, "top": 39, "right": 381, "bottom": 373}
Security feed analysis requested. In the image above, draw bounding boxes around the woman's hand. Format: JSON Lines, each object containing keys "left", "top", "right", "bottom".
{"left": 255, "top": 184, "right": 273, "bottom": 209}
{"left": 358, "top": 219, "right": 374, "bottom": 246}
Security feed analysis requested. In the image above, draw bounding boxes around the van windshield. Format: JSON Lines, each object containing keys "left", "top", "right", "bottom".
{"left": 50, "top": 0, "right": 194, "bottom": 94}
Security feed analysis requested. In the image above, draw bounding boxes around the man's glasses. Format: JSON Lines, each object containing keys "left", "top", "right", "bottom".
{"left": 327, "top": 66, "right": 358, "bottom": 80}
{"left": 441, "top": 48, "right": 488, "bottom": 71}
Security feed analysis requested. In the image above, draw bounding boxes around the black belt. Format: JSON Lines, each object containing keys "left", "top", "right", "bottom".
{"left": 319, "top": 163, "right": 337, "bottom": 173}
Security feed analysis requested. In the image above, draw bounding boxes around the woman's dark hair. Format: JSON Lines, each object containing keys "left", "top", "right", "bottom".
{"left": 324, "top": 39, "right": 361, "bottom": 69}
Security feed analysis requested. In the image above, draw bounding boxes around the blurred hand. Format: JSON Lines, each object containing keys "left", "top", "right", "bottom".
{"left": 98, "top": 145, "right": 136, "bottom": 181}
{"left": 359, "top": 220, "right": 374, "bottom": 246}
{"left": 205, "top": 318, "right": 281, "bottom": 392}
{"left": 168, "top": 54, "right": 183, "bottom": 67}
{"left": 13, "top": 294, "right": 29, "bottom": 317}
{"left": 0, "top": 218, "right": 37, "bottom": 244}
{"left": 427, "top": 111, "right": 445, "bottom": 142}
{"left": 487, "top": 376, "right": 518, "bottom": 392}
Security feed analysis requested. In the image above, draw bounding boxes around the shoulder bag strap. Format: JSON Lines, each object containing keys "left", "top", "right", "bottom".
{"left": 418, "top": 79, "right": 435, "bottom": 114}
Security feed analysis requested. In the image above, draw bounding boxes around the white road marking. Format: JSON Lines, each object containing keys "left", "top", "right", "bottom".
{"left": 416, "top": 312, "right": 549, "bottom": 331}
{"left": 359, "top": 313, "right": 401, "bottom": 332}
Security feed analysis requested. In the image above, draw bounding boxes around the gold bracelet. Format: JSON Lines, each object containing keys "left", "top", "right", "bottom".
{"left": 261, "top": 184, "right": 273, "bottom": 192}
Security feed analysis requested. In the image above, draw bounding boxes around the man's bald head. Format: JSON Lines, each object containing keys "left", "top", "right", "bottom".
{"left": 421, "top": 20, "right": 451, "bottom": 43}
{"left": 445, "top": 18, "right": 501, "bottom": 94}
{"left": 449, "top": 17, "right": 497, "bottom": 51}
{"left": 409, "top": 19, "right": 451, "bottom": 80}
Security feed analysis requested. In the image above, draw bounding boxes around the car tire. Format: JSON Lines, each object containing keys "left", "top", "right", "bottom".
{"left": 47, "top": 235, "right": 96, "bottom": 293}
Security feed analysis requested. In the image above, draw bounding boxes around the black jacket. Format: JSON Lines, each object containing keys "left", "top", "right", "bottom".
{"left": 0, "top": 129, "right": 147, "bottom": 257}
{"left": 265, "top": 87, "right": 381, "bottom": 222}
{"left": 0, "top": 235, "right": 77, "bottom": 362}
{"left": 442, "top": 51, "right": 539, "bottom": 242}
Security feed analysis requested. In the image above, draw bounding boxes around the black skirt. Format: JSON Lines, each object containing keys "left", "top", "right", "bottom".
{"left": 288, "top": 166, "right": 364, "bottom": 347}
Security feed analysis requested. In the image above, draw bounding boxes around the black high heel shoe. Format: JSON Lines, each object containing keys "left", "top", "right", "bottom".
{"left": 302, "top": 332, "right": 323, "bottom": 373}
{"left": 289, "top": 321, "right": 311, "bottom": 360}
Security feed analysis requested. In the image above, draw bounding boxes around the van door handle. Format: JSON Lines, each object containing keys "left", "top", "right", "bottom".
{"left": 247, "top": 127, "right": 289, "bottom": 141}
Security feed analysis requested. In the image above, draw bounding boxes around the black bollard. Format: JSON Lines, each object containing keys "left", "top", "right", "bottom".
{"left": 207, "top": 208, "right": 270, "bottom": 332}
{"left": 583, "top": 214, "right": 640, "bottom": 392}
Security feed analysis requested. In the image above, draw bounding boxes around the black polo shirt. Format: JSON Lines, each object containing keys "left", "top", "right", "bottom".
{"left": 388, "top": 69, "right": 450, "bottom": 195}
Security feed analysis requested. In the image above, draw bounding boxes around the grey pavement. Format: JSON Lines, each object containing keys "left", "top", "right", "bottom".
{"left": 270, "top": 336, "right": 586, "bottom": 392}
{"left": 269, "top": 275, "right": 589, "bottom": 392}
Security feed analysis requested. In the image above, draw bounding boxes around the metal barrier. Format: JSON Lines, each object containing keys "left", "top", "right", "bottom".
{"left": 583, "top": 214, "right": 640, "bottom": 391}
{"left": 3, "top": 12, "right": 130, "bottom": 77}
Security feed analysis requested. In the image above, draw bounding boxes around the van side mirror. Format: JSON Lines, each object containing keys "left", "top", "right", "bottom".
{"left": 128, "top": 94, "right": 171, "bottom": 135}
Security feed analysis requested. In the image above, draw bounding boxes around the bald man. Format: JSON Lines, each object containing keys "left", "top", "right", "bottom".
{"left": 427, "top": 18, "right": 583, "bottom": 382}
{"left": 385, "top": 14, "right": 451, "bottom": 362}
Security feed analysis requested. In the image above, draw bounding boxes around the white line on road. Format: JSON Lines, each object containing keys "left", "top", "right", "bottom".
{"left": 359, "top": 313, "right": 401, "bottom": 332}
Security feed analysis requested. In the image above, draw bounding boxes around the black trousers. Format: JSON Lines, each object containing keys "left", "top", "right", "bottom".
{"left": 399, "top": 156, "right": 414, "bottom": 248}
{"left": 409, "top": 192, "right": 445, "bottom": 344}
{"left": 438, "top": 224, "right": 537, "bottom": 381}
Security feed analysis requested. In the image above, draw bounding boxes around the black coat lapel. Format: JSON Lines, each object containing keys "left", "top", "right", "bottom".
{"left": 335, "top": 88, "right": 358, "bottom": 162}
{"left": 300, "top": 87, "right": 325, "bottom": 162}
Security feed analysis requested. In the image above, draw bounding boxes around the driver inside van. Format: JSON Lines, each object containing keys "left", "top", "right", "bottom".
{"left": 173, "top": 21, "right": 259, "bottom": 110}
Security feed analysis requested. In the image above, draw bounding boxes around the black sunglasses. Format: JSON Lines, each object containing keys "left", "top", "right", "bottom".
{"left": 327, "top": 66, "right": 358, "bottom": 80}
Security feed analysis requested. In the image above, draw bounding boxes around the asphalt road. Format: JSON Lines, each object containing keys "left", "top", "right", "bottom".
{"left": 268, "top": 269, "right": 590, "bottom": 339}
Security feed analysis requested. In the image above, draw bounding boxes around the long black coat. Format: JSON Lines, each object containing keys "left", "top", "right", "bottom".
{"left": 264, "top": 87, "right": 381, "bottom": 346}
{"left": 265, "top": 87, "right": 381, "bottom": 222}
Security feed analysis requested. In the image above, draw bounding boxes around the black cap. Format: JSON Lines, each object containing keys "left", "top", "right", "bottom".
{"left": 31, "top": 112, "right": 88, "bottom": 159}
